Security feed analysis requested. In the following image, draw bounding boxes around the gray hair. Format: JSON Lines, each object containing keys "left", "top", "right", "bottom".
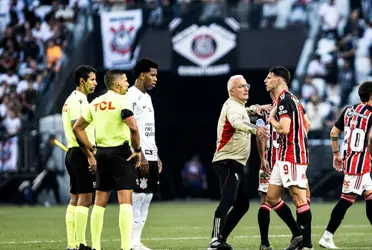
{"left": 227, "top": 75, "right": 244, "bottom": 96}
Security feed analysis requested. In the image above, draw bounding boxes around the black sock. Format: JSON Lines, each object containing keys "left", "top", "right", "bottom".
{"left": 221, "top": 197, "right": 250, "bottom": 239}
{"left": 296, "top": 198, "right": 311, "bottom": 232}
{"left": 273, "top": 200, "right": 301, "bottom": 237}
{"left": 258, "top": 204, "right": 271, "bottom": 246}
{"left": 326, "top": 198, "right": 353, "bottom": 234}
{"left": 366, "top": 200, "right": 372, "bottom": 224}
{"left": 296, "top": 204, "right": 312, "bottom": 246}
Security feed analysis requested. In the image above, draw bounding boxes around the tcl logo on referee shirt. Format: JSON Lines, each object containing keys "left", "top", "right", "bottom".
{"left": 94, "top": 101, "right": 115, "bottom": 111}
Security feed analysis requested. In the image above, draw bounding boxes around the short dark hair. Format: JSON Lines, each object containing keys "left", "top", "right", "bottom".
{"left": 269, "top": 67, "right": 291, "bottom": 84}
{"left": 73, "top": 65, "right": 96, "bottom": 87}
{"left": 104, "top": 70, "right": 126, "bottom": 89}
{"left": 358, "top": 81, "right": 372, "bottom": 102}
{"left": 133, "top": 58, "right": 158, "bottom": 79}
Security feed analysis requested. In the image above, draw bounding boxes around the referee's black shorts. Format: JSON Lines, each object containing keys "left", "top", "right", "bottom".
{"left": 213, "top": 159, "right": 249, "bottom": 201}
{"left": 65, "top": 147, "right": 95, "bottom": 194}
{"left": 95, "top": 142, "right": 137, "bottom": 191}
{"left": 134, "top": 161, "right": 159, "bottom": 194}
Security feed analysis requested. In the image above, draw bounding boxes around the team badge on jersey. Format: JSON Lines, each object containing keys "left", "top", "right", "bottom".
{"left": 139, "top": 177, "right": 148, "bottom": 189}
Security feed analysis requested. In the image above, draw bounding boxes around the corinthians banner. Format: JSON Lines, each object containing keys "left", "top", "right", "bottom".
{"left": 169, "top": 17, "right": 239, "bottom": 76}
{"left": 100, "top": 9, "right": 143, "bottom": 69}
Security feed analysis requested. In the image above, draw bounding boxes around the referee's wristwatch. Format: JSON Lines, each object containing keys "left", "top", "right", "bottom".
{"left": 89, "top": 145, "right": 97, "bottom": 152}
{"left": 134, "top": 147, "right": 141, "bottom": 153}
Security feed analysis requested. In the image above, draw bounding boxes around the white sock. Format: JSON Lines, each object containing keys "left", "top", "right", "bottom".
{"left": 139, "top": 193, "right": 153, "bottom": 243}
{"left": 323, "top": 230, "right": 334, "bottom": 239}
{"left": 132, "top": 192, "right": 145, "bottom": 246}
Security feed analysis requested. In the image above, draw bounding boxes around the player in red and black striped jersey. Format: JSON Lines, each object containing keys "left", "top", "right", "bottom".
{"left": 319, "top": 81, "right": 372, "bottom": 249}
{"left": 256, "top": 95, "right": 280, "bottom": 250}
{"left": 264, "top": 67, "right": 312, "bottom": 250}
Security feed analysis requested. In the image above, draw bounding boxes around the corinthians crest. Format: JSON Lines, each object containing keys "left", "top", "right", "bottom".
{"left": 110, "top": 24, "right": 134, "bottom": 55}
{"left": 139, "top": 177, "right": 148, "bottom": 189}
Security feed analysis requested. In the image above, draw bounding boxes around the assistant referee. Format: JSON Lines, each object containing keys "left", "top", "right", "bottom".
{"left": 62, "top": 65, "right": 97, "bottom": 250}
{"left": 73, "top": 70, "right": 141, "bottom": 250}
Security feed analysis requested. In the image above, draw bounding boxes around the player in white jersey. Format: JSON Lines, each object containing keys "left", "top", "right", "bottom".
{"left": 126, "top": 58, "right": 161, "bottom": 250}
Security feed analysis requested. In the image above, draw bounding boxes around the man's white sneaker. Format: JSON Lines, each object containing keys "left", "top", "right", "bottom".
{"left": 319, "top": 237, "right": 338, "bottom": 249}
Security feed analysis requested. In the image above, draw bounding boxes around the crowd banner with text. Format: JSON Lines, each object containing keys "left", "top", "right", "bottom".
{"left": 101, "top": 9, "right": 143, "bottom": 69}
{"left": 169, "top": 17, "right": 240, "bottom": 76}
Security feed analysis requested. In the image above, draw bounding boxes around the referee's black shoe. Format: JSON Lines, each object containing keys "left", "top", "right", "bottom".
{"left": 207, "top": 234, "right": 233, "bottom": 250}
{"left": 78, "top": 244, "right": 92, "bottom": 250}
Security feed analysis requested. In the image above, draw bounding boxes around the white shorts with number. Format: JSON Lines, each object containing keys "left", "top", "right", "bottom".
{"left": 258, "top": 169, "right": 270, "bottom": 193}
{"left": 269, "top": 160, "right": 308, "bottom": 189}
{"left": 342, "top": 173, "right": 372, "bottom": 195}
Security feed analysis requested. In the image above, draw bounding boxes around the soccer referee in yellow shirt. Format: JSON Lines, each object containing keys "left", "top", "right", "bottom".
{"left": 73, "top": 70, "right": 141, "bottom": 250}
{"left": 62, "top": 65, "right": 97, "bottom": 250}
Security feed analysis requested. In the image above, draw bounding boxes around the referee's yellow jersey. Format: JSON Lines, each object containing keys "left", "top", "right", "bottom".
{"left": 62, "top": 90, "right": 95, "bottom": 148}
{"left": 82, "top": 90, "right": 132, "bottom": 147}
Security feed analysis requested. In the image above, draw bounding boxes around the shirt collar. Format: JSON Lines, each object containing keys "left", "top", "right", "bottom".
{"left": 74, "top": 90, "right": 87, "bottom": 100}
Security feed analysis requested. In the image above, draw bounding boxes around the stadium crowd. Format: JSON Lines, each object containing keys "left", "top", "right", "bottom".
{"left": 300, "top": 0, "right": 372, "bottom": 139}
{"left": 0, "top": 0, "right": 80, "bottom": 139}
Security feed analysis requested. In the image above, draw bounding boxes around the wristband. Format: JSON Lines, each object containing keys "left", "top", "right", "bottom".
{"left": 333, "top": 150, "right": 339, "bottom": 154}
{"left": 134, "top": 147, "right": 141, "bottom": 153}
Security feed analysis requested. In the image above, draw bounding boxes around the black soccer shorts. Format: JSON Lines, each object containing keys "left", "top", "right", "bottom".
{"left": 65, "top": 147, "right": 95, "bottom": 194}
{"left": 95, "top": 143, "right": 137, "bottom": 191}
{"left": 134, "top": 161, "right": 159, "bottom": 194}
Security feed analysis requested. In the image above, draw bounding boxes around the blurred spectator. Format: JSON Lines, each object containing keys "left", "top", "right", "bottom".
{"left": 343, "top": 9, "right": 365, "bottom": 38}
{"left": 200, "top": 0, "right": 226, "bottom": 22}
{"left": 307, "top": 54, "right": 326, "bottom": 78}
{"left": 305, "top": 95, "right": 324, "bottom": 139}
{"left": 161, "top": 0, "right": 175, "bottom": 28}
{"left": 301, "top": 75, "right": 318, "bottom": 103}
{"left": 319, "top": 0, "right": 341, "bottom": 40}
{"left": 146, "top": 0, "right": 163, "bottom": 28}
{"left": 261, "top": 0, "right": 277, "bottom": 29}
{"left": 288, "top": 0, "right": 308, "bottom": 27}
{"left": 337, "top": 35, "right": 356, "bottom": 68}
{"left": 235, "top": 0, "right": 250, "bottom": 28}
{"left": 339, "top": 60, "right": 356, "bottom": 107}
{"left": 249, "top": 0, "right": 264, "bottom": 30}
{"left": 3, "top": 109, "right": 21, "bottom": 139}
{"left": 46, "top": 39, "right": 62, "bottom": 71}
{"left": 55, "top": 1, "right": 75, "bottom": 31}
{"left": 182, "top": 155, "right": 208, "bottom": 198}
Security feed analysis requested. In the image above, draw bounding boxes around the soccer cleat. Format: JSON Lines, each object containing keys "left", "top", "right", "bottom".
{"left": 66, "top": 247, "right": 78, "bottom": 250}
{"left": 319, "top": 237, "right": 338, "bottom": 249}
{"left": 285, "top": 235, "right": 303, "bottom": 250}
{"left": 300, "top": 247, "right": 314, "bottom": 250}
{"left": 259, "top": 245, "right": 272, "bottom": 250}
{"left": 79, "top": 244, "right": 92, "bottom": 250}
{"left": 207, "top": 237, "right": 233, "bottom": 250}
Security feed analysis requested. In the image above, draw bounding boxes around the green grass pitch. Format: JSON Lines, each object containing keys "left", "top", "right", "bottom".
{"left": 0, "top": 201, "right": 370, "bottom": 250}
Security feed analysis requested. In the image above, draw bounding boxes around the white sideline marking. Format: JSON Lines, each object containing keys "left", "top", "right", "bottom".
{"left": 0, "top": 232, "right": 369, "bottom": 245}
{"left": 173, "top": 224, "right": 371, "bottom": 229}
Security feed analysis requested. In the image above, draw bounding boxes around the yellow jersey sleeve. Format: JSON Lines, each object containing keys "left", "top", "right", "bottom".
{"left": 119, "top": 96, "right": 133, "bottom": 114}
{"left": 82, "top": 101, "right": 94, "bottom": 123}
{"left": 69, "top": 99, "right": 82, "bottom": 122}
